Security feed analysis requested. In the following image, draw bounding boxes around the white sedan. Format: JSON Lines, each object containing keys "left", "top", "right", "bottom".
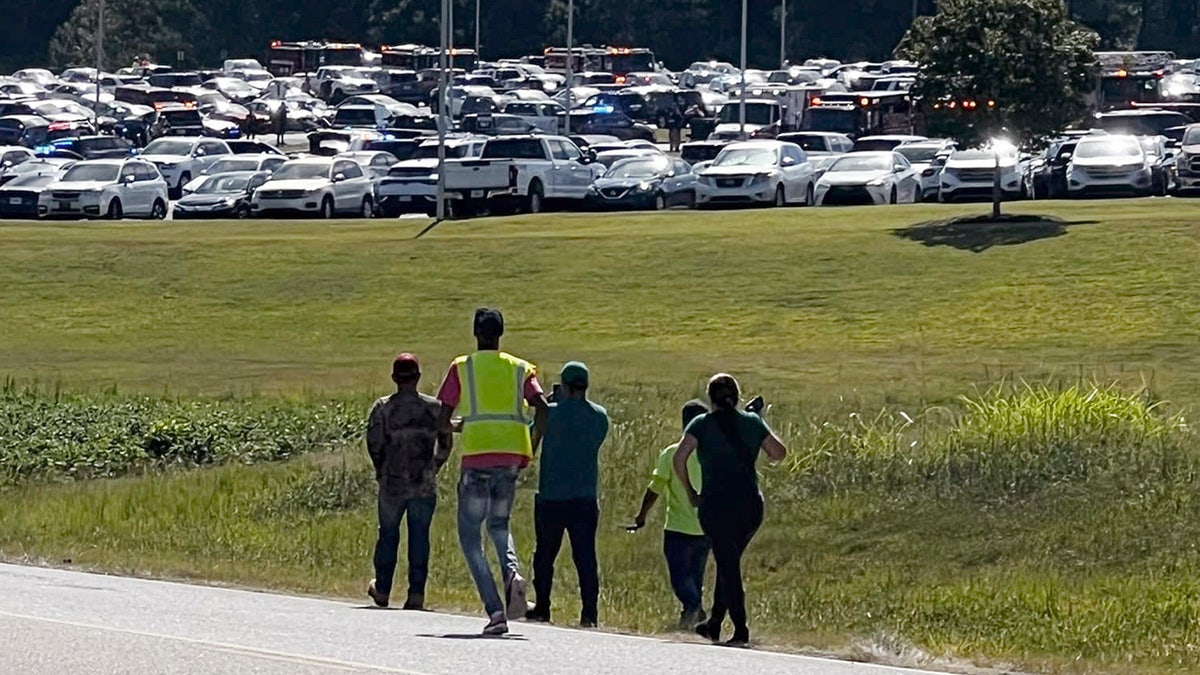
{"left": 695, "top": 140, "right": 815, "bottom": 207}
{"left": 250, "top": 157, "right": 376, "bottom": 218}
{"left": 814, "top": 151, "right": 921, "bottom": 206}
{"left": 38, "top": 159, "right": 169, "bottom": 219}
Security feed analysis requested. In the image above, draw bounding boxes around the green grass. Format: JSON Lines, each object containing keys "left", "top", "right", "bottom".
{"left": 3, "top": 201, "right": 1200, "bottom": 672}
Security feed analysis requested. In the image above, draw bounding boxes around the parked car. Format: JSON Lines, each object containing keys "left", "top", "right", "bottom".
{"left": 441, "top": 135, "right": 603, "bottom": 215}
{"left": 338, "top": 150, "right": 401, "bottom": 179}
{"left": 894, "top": 139, "right": 956, "bottom": 201}
{"left": 0, "top": 146, "right": 37, "bottom": 183}
{"left": 250, "top": 157, "right": 376, "bottom": 218}
{"left": 695, "top": 140, "right": 815, "bottom": 207}
{"left": 0, "top": 115, "right": 51, "bottom": 147}
{"left": 376, "top": 137, "right": 486, "bottom": 216}
{"left": 813, "top": 151, "right": 920, "bottom": 205}
{"left": 776, "top": 132, "right": 854, "bottom": 156}
{"left": 38, "top": 158, "right": 169, "bottom": 219}
{"left": 1175, "top": 124, "right": 1200, "bottom": 193}
{"left": 1030, "top": 138, "right": 1078, "bottom": 199}
{"left": 183, "top": 154, "right": 286, "bottom": 194}
{"left": 852, "top": 134, "right": 928, "bottom": 152}
{"left": 1066, "top": 135, "right": 1154, "bottom": 198}
{"left": 138, "top": 136, "right": 232, "bottom": 197}
{"left": 0, "top": 157, "right": 76, "bottom": 186}
{"left": 39, "top": 135, "right": 134, "bottom": 161}
{"left": 0, "top": 173, "right": 58, "bottom": 218}
{"left": 587, "top": 155, "right": 698, "bottom": 210}
{"left": 174, "top": 171, "right": 271, "bottom": 219}
{"left": 312, "top": 66, "right": 379, "bottom": 102}
{"left": 939, "top": 145, "right": 1024, "bottom": 202}
{"left": 1137, "top": 135, "right": 1177, "bottom": 195}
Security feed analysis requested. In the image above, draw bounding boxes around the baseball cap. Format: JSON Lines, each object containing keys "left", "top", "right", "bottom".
{"left": 473, "top": 307, "right": 504, "bottom": 338}
{"left": 560, "top": 361, "right": 589, "bottom": 388}
{"left": 392, "top": 353, "right": 421, "bottom": 378}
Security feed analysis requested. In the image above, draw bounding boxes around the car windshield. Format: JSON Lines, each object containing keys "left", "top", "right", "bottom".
{"left": 829, "top": 154, "right": 892, "bottom": 172}
{"left": 606, "top": 158, "right": 666, "bottom": 178}
{"left": 713, "top": 147, "right": 777, "bottom": 167}
{"left": 142, "top": 139, "right": 193, "bottom": 155}
{"left": 1185, "top": 127, "right": 1200, "bottom": 145}
{"left": 781, "top": 135, "right": 832, "bottom": 151}
{"left": 209, "top": 159, "right": 260, "bottom": 173}
{"left": 61, "top": 164, "right": 120, "bottom": 182}
{"left": 272, "top": 163, "right": 330, "bottom": 180}
{"left": 1075, "top": 138, "right": 1141, "bottom": 158}
{"left": 411, "top": 144, "right": 471, "bottom": 159}
{"left": 896, "top": 145, "right": 943, "bottom": 162}
{"left": 195, "top": 175, "right": 249, "bottom": 193}
{"left": 952, "top": 148, "right": 1017, "bottom": 161}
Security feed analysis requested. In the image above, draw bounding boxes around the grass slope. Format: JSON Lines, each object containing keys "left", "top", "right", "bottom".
{"left": 3, "top": 201, "right": 1200, "bottom": 672}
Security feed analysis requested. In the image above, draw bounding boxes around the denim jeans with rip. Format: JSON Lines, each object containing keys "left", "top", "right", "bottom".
{"left": 457, "top": 466, "right": 521, "bottom": 616}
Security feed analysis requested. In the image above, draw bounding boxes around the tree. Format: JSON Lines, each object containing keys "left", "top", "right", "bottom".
{"left": 49, "top": 0, "right": 204, "bottom": 69}
{"left": 897, "top": 0, "right": 1099, "bottom": 150}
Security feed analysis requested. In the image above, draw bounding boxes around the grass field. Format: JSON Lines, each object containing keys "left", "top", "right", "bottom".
{"left": 3, "top": 200, "right": 1200, "bottom": 673}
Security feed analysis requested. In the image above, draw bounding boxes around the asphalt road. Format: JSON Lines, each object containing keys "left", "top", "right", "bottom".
{"left": 0, "top": 563, "right": 947, "bottom": 675}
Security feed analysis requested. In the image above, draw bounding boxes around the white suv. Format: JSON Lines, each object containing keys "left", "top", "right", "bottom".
{"left": 251, "top": 157, "right": 376, "bottom": 218}
{"left": 139, "top": 137, "right": 232, "bottom": 198}
{"left": 1067, "top": 135, "right": 1154, "bottom": 198}
{"left": 695, "top": 140, "right": 815, "bottom": 207}
{"left": 38, "top": 159, "right": 169, "bottom": 220}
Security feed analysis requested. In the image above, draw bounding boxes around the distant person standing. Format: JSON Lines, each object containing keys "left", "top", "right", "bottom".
{"left": 628, "top": 399, "right": 711, "bottom": 628}
{"left": 673, "top": 374, "right": 787, "bottom": 647}
{"left": 526, "top": 362, "right": 609, "bottom": 627}
{"left": 272, "top": 103, "right": 287, "bottom": 146}
{"left": 667, "top": 104, "right": 685, "bottom": 153}
{"left": 437, "top": 308, "right": 549, "bottom": 636}
{"left": 365, "top": 353, "right": 451, "bottom": 610}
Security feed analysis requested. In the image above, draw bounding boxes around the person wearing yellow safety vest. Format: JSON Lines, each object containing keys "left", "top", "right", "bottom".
{"left": 437, "top": 307, "right": 549, "bottom": 636}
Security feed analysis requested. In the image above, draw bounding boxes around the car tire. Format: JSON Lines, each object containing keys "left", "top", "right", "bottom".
{"left": 654, "top": 192, "right": 666, "bottom": 211}
{"left": 106, "top": 199, "right": 123, "bottom": 220}
{"left": 773, "top": 185, "right": 785, "bottom": 207}
{"left": 526, "top": 181, "right": 544, "bottom": 214}
{"left": 320, "top": 196, "right": 334, "bottom": 219}
{"left": 235, "top": 204, "right": 250, "bottom": 219}
{"left": 686, "top": 190, "right": 697, "bottom": 209}
{"left": 805, "top": 183, "right": 815, "bottom": 206}
{"left": 150, "top": 199, "right": 167, "bottom": 220}
{"left": 360, "top": 196, "right": 374, "bottom": 218}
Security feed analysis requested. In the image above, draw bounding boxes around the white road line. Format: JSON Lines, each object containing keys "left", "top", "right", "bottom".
{"left": 0, "top": 610, "right": 431, "bottom": 675}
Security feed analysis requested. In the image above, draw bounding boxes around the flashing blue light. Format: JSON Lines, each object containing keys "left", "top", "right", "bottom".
{"left": 592, "top": 105, "right": 615, "bottom": 114}
{"left": 33, "top": 145, "right": 56, "bottom": 156}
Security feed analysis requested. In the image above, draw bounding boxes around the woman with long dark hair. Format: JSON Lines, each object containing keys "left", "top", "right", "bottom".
{"left": 673, "top": 373, "right": 787, "bottom": 646}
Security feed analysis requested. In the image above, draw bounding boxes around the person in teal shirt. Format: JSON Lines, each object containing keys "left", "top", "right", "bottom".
{"left": 527, "top": 361, "right": 610, "bottom": 626}
{"left": 629, "top": 399, "right": 711, "bottom": 627}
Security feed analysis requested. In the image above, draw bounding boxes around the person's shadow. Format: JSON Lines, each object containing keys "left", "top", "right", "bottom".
{"left": 893, "top": 214, "right": 1098, "bottom": 252}
{"left": 415, "top": 633, "right": 528, "bottom": 641}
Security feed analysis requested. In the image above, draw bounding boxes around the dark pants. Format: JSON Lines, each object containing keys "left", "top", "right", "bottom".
{"left": 373, "top": 491, "right": 436, "bottom": 600}
{"left": 663, "top": 530, "right": 710, "bottom": 615}
{"left": 698, "top": 492, "right": 764, "bottom": 635}
{"left": 532, "top": 496, "right": 600, "bottom": 621}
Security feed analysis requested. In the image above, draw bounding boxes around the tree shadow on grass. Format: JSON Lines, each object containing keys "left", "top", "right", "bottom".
{"left": 892, "top": 214, "right": 1099, "bottom": 252}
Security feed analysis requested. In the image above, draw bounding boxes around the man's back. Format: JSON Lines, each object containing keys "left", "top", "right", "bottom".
{"left": 537, "top": 398, "right": 609, "bottom": 501}
{"left": 367, "top": 391, "right": 447, "bottom": 497}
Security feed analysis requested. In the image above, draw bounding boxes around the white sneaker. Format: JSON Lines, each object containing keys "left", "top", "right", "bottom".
{"left": 483, "top": 611, "right": 509, "bottom": 636}
{"left": 505, "top": 572, "right": 528, "bottom": 620}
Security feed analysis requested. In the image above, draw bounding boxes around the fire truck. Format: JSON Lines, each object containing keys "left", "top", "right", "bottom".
{"left": 266, "top": 41, "right": 365, "bottom": 76}
{"left": 1094, "top": 51, "right": 1174, "bottom": 111}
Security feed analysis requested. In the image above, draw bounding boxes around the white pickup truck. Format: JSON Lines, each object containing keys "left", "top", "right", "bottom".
{"left": 376, "top": 137, "right": 487, "bottom": 217}
{"left": 441, "top": 135, "right": 604, "bottom": 214}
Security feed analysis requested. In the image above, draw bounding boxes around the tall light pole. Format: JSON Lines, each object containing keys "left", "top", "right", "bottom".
{"left": 779, "top": 0, "right": 786, "bottom": 70}
{"left": 564, "top": 0, "right": 574, "bottom": 134}
{"left": 435, "top": 0, "right": 450, "bottom": 222}
{"left": 95, "top": 0, "right": 105, "bottom": 117}
{"left": 474, "top": 0, "right": 481, "bottom": 59}
{"left": 739, "top": 0, "right": 747, "bottom": 136}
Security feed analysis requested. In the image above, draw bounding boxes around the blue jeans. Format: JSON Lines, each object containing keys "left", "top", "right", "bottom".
{"left": 663, "top": 530, "right": 710, "bottom": 615}
{"left": 373, "top": 492, "right": 436, "bottom": 600}
{"left": 457, "top": 466, "right": 521, "bottom": 616}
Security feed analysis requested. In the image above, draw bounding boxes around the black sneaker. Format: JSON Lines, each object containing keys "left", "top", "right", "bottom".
{"left": 526, "top": 606, "right": 551, "bottom": 623}
{"left": 679, "top": 609, "right": 707, "bottom": 629}
{"left": 366, "top": 579, "right": 388, "bottom": 608}
{"left": 580, "top": 616, "right": 597, "bottom": 628}
{"left": 695, "top": 619, "right": 721, "bottom": 644}
{"left": 725, "top": 630, "right": 751, "bottom": 648}
{"left": 402, "top": 594, "right": 424, "bottom": 611}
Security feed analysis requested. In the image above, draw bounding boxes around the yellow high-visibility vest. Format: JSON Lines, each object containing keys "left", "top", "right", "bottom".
{"left": 454, "top": 351, "right": 534, "bottom": 458}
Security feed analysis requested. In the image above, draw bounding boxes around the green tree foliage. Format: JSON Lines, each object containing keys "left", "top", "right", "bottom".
{"left": 897, "top": 0, "right": 1099, "bottom": 148}
{"left": 48, "top": 0, "right": 205, "bottom": 69}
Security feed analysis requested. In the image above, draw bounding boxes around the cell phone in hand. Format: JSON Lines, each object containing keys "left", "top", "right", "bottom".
{"left": 745, "top": 395, "right": 765, "bottom": 415}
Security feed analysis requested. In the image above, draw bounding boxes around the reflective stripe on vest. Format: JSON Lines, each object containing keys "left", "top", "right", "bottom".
{"left": 456, "top": 351, "right": 534, "bottom": 458}
{"left": 461, "top": 357, "right": 529, "bottom": 425}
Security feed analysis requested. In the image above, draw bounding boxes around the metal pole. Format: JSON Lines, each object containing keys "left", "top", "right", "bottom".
{"left": 95, "top": 0, "right": 104, "bottom": 120}
{"left": 565, "top": 0, "right": 574, "bottom": 135}
{"left": 435, "top": 0, "right": 449, "bottom": 222}
{"left": 739, "top": 0, "right": 747, "bottom": 136}
{"left": 780, "top": 0, "right": 786, "bottom": 70}
{"left": 912, "top": 0, "right": 918, "bottom": 22}
{"left": 474, "top": 0, "right": 481, "bottom": 59}
{"left": 449, "top": 0, "right": 455, "bottom": 72}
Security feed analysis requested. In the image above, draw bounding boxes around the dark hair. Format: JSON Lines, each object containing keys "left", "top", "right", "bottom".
{"left": 707, "top": 374, "right": 744, "bottom": 450}
{"left": 681, "top": 399, "right": 709, "bottom": 429}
